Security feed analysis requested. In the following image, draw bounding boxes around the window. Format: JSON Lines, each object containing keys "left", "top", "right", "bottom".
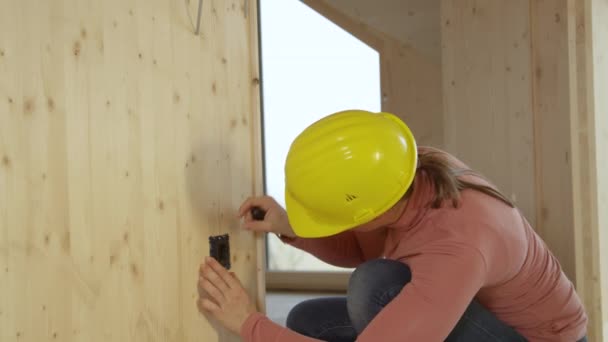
{"left": 260, "top": 0, "right": 381, "bottom": 273}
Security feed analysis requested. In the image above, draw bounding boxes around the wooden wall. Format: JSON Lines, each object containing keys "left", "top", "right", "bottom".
{"left": 0, "top": 0, "right": 264, "bottom": 341}
{"left": 441, "top": 0, "right": 537, "bottom": 223}
{"left": 587, "top": 0, "right": 608, "bottom": 336}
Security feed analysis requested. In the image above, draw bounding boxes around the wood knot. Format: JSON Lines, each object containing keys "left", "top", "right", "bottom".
{"left": 212, "top": 82, "right": 217, "bottom": 94}
{"left": 81, "top": 28, "right": 87, "bottom": 39}
{"left": 62, "top": 232, "right": 71, "bottom": 252}
{"left": 2, "top": 155, "right": 10, "bottom": 167}
{"left": 158, "top": 200, "right": 165, "bottom": 210}
{"left": 535, "top": 67, "right": 542, "bottom": 79}
{"left": 221, "top": 57, "right": 227, "bottom": 64}
{"left": 230, "top": 118, "right": 237, "bottom": 128}
{"left": 23, "top": 98, "right": 35, "bottom": 114}
{"left": 47, "top": 97, "right": 55, "bottom": 112}
{"left": 252, "top": 78, "right": 260, "bottom": 85}
{"left": 173, "top": 92, "right": 180, "bottom": 104}
{"left": 73, "top": 41, "right": 81, "bottom": 57}
{"left": 130, "top": 263, "right": 139, "bottom": 276}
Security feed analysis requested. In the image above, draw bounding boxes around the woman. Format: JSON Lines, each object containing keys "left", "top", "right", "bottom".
{"left": 197, "top": 110, "right": 588, "bottom": 341}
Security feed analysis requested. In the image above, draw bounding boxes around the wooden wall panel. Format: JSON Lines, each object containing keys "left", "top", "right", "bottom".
{"left": 589, "top": 0, "right": 608, "bottom": 336}
{"left": 0, "top": 0, "right": 263, "bottom": 341}
{"left": 571, "top": 0, "right": 605, "bottom": 339}
{"left": 320, "top": 0, "right": 441, "bottom": 63}
{"left": 440, "top": 0, "right": 537, "bottom": 223}
{"left": 529, "top": 0, "right": 578, "bottom": 286}
{"left": 380, "top": 42, "right": 443, "bottom": 147}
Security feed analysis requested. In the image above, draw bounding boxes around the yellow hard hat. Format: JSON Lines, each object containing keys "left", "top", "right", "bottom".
{"left": 284, "top": 110, "right": 418, "bottom": 238}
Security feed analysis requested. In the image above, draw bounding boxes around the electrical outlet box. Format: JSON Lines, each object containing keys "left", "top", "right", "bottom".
{"left": 209, "top": 234, "right": 231, "bottom": 270}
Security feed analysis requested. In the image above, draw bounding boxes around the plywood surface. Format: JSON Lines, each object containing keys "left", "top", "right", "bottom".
{"left": 589, "top": 0, "right": 608, "bottom": 336}
{"left": 441, "top": 0, "right": 537, "bottom": 223}
{"left": 0, "top": 0, "right": 263, "bottom": 341}
{"left": 319, "top": 0, "right": 441, "bottom": 62}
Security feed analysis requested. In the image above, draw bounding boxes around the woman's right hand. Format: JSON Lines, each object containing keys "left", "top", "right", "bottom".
{"left": 237, "top": 196, "right": 297, "bottom": 238}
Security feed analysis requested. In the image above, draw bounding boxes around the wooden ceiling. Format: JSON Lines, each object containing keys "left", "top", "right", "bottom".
{"left": 304, "top": 0, "right": 441, "bottom": 62}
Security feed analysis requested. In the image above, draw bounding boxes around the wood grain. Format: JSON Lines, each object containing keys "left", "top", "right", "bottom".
{"left": 586, "top": 0, "right": 608, "bottom": 339}
{"left": 319, "top": 0, "right": 441, "bottom": 62}
{"left": 0, "top": 0, "right": 263, "bottom": 341}
{"left": 441, "top": 0, "right": 536, "bottom": 222}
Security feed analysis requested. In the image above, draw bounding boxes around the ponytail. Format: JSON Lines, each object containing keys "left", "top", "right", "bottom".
{"left": 412, "top": 152, "right": 515, "bottom": 209}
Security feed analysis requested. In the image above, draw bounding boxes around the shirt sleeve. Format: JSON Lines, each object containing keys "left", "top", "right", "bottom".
{"left": 280, "top": 230, "right": 366, "bottom": 268}
{"left": 355, "top": 240, "right": 488, "bottom": 341}
{"left": 240, "top": 312, "right": 322, "bottom": 342}
{"left": 241, "top": 240, "right": 487, "bottom": 342}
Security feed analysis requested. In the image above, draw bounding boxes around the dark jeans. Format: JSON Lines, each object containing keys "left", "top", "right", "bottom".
{"left": 286, "top": 259, "right": 587, "bottom": 342}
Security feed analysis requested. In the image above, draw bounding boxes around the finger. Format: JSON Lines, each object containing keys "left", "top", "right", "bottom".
{"left": 238, "top": 197, "right": 256, "bottom": 217}
{"left": 238, "top": 196, "right": 272, "bottom": 217}
{"left": 199, "top": 262, "right": 205, "bottom": 277}
{"left": 242, "top": 220, "right": 273, "bottom": 233}
{"left": 198, "top": 298, "right": 220, "bottom": 314}
{"left": 199, "top": 276, "right": 225, "bottom": 303}
{"left": 197, "top": 277, "right": 206, "bottom": 298}
{"left": 202, "top": 258, "right": 231, "bottom": 292}
{"left": 207, "top": 257, "right": 239, "bottom": 289}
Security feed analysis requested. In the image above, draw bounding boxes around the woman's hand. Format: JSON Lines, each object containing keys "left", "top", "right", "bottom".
{"left": 197, "top": 257, "right": 257, "bottom": 334}
{"left": 238, "top": 196, "right": 296, "bottom": 238}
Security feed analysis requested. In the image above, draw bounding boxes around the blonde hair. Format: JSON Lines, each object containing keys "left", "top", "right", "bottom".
{"left": 409, "top": 152, "right": 514, "bottom": 209}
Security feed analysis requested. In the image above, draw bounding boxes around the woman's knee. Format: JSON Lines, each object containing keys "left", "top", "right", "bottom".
{"left": 348, "top": 259, "right": 412, "bottom": 299}
{"left": 347, "top": 259, "right": 412, "bottom": 333}
{"left": 286, "top": 298, "right": 349, "bottom": 335}
{"left": 286, "top": 300, "right": 316, "bottom": 332}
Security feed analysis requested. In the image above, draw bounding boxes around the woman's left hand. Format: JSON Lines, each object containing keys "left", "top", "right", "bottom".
{"left": 197, "top": 257, "right": 257, "bottom": 334}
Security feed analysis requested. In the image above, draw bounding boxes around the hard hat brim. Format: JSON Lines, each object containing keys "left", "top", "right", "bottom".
{"left": 285, "top": 189, "right": 354, "bottom": 238}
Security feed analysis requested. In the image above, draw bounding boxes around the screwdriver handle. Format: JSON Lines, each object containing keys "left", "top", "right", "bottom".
{"left": 251, "top": 207, "right": 266, "bottom": 221}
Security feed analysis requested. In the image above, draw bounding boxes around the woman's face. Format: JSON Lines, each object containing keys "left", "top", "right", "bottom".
{"left": 352, "top": 199, "right": 408, "bottom": 233}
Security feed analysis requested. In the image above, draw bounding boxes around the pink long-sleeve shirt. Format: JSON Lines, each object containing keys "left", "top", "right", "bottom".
{"left": 241, "top": 147, "right": 587, "bottom": 342}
